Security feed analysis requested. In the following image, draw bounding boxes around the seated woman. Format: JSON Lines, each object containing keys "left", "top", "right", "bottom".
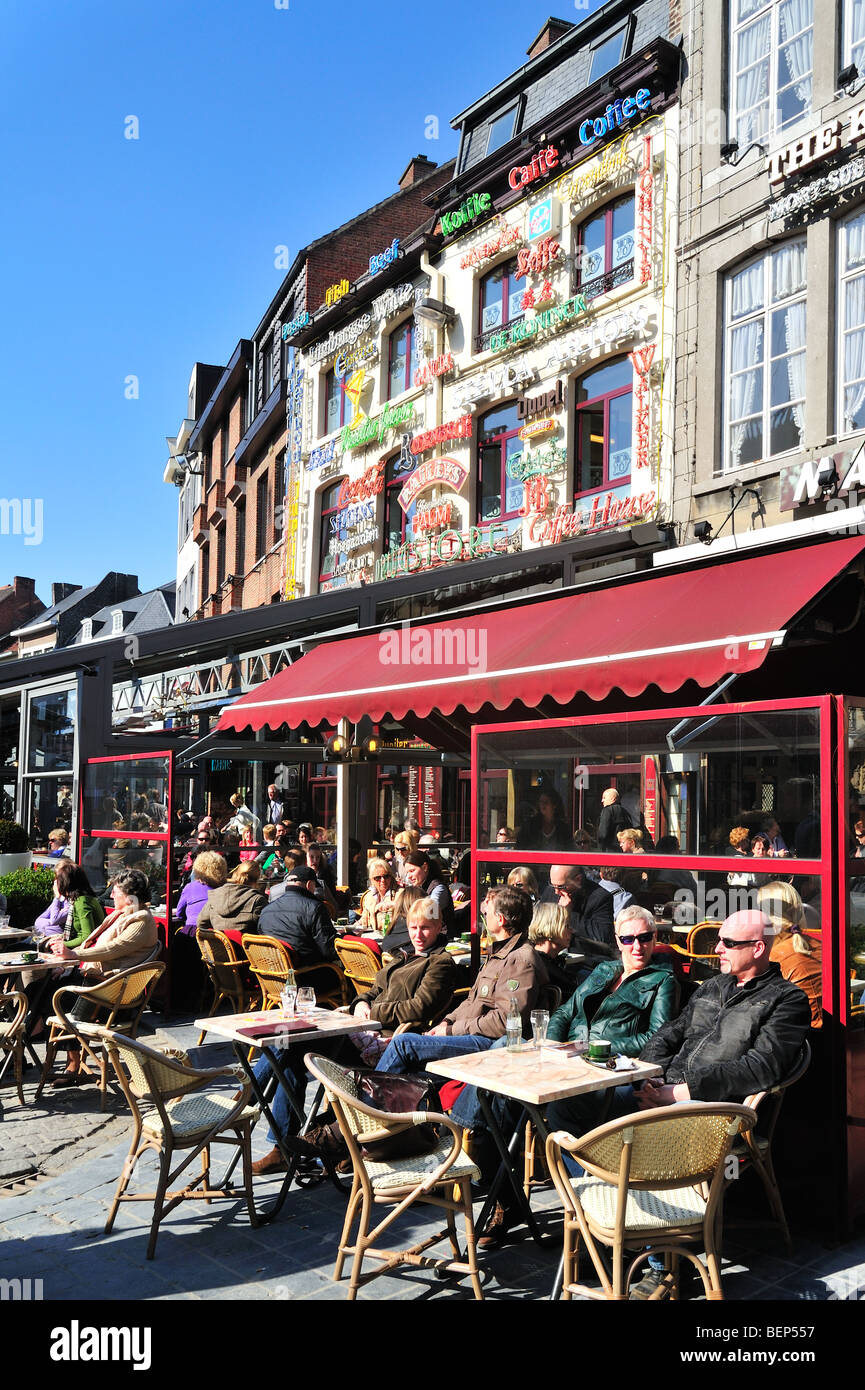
{"left": 545, "top": 904, "right": 678, "bottom": 1136}
{"left": 528, "top": 901, "right": 577, "bottom": 1002}
{"left": 55, "top": 861, "right": 105, "bottom": 950}
{"left": 392, "top": 829, "right": 420, "bottom": 885}
{"left": 359, "top": 857, "right": 396, "bottom": 931}
{"left": 238, "top": 825, "right": 259, "bottom": 861}
{"left": 756, "top": 880, "right": 822, "bottom": 1028}
{"left": 305, "top": 842, "right": 340, "bottom": 916}
{"left": 507, "top": 866, "right": 540, "bottom": 901}
{"left": 196, "top": 859, "right": 266, "bottom": 946}
{"left": 176, "top": 851, "right": 228, "bottom": 935}
{"left": 516, "top": 789, "right": 574, "bottom": 852}
{"left": 32, "top": 869, "right": 71, "bottom": 941}
{"left": 48, "top": 869, "right": 159, "bottom": 1082}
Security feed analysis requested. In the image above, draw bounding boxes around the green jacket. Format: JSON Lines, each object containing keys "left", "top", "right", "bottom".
{"left": 547, "top": 959, "right": 678, "bottom": 1056}
{"left": 64, "top": 895, "right": 105, "bottom": 950}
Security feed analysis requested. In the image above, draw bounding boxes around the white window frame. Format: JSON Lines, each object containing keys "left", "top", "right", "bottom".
{"left": 729, "top": 0, "right": 813, "bottom": 148}
{"left": 837, "top": 209, "right": 865, "bottom": 438}
{"left": 111, "top": 610, "right": 124, "bottom": 635}
{"left": 722, "top": 239, "right": 807, "bottom": 473}
{"left": 844, "top": 0, "right": 865, "bottom": 74}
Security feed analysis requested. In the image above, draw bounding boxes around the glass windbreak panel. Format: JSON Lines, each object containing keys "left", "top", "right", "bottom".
{"left": 28, "top": 777, "right": 76, "bottom": 847}
{"left": 1, "top": 778, "right": 16, "bottom": 821}
{"left": 81, "top": 758, "right": 170, "bottom": 833}
{"left": 846, "top": 705, "right": 865, "bottom": 856}
{"left": 849, "top": 871, "right": 865, "bottom": 1029}
{"left": 79, "top": 833, "right": 168, "bottom": 913}
{"left": 0, "top": 692, "right": 20, "bottom": 774}
{"left": 476, "top": 709, "right": 822, "bottom": 857}
{"left": 27, "top": 688, "right": 76, "bottom": 771}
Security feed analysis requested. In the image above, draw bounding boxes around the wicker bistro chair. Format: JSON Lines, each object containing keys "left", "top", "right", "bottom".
{"left": 668, "top": 922, "right": 723, "bottom": 981}
{"left": 92, "top": 1027, "right": 258, "bottom": 1259}
{"left": 727, "top": 1041, "right": 811, "bottom": 1255}
{"left": 196, "top": 928, "right": 257, "bottom": 1044}
{"left": 242, "top": 933, "right": 347, "bottom": 1009}
{"left": 35, "top": 962, "right": 165, "bottom": 1110}
{"left": 304, "top": 1052, "right": 484, "bottom": 1301}
{"left": 546, "top": 1103, "right": 757, "bottom": 1301}
{"left": 333, "top": 937, "right": 381, "bottom": 997}
{"left": 0, "top": 988, "right": 28, "bottom": 1104}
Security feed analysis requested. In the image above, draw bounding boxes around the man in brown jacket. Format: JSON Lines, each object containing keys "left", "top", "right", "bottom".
{"left": 350, "top": 898, "right": 456, "bottom": 1031}
{"left": 374, "top": 885, "right": 545, "bottom": 1073}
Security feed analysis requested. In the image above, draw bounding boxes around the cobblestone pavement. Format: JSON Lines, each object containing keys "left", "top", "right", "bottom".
{"left": 2, "top": 1014, "right": 865, "bottom": 1303}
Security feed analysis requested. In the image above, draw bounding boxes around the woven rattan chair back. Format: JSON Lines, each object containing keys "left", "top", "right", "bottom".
{"left": 242, "top": 934, "right": 295, "bottom": 1007}
{"left": 577, "top": 1106, "right": 748, "bottom": 1187}
{"left": 687, "top": 922, "right": 722, "bottom": 959}
{"left": 304, "top": 1051, "right": 483, "bottom": 1301}
{"left": 0, "top": 988, "right": 28, "bottom": 1104}
{"left": 333, "top": 937, "right": 380, "bottom": 995}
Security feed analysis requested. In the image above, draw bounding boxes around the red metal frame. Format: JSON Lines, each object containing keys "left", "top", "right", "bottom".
{"left": 479, "top": 257, "right": 522, "bottom": 338}
{"left": 387, "top": 319, "right": 417, "bottom": 398}
{"left": 576, "top": 193, "right": 634, "bottom": 295}
{"left": 574, "top": 358, "right": 632, "bottom": 499}
{"left": 478, "top": 403, "right": 523, "bottom": 524}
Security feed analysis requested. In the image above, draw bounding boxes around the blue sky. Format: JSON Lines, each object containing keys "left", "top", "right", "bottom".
{"left": 0, "top": 0, "right": 603, "bottom": 604}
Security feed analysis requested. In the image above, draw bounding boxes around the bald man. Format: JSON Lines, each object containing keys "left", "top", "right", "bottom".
{"left": 637, "top": 909, "right": 810, "bottom": 1107}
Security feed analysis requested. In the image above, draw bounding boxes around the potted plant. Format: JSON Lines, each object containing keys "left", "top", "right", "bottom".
{"left": 0, "top": 820, "right": 31, "bottom": 876}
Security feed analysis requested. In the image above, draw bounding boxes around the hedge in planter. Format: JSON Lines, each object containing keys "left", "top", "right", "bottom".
{"left": 0, "top": 866, "right": 55, "bottom": 929}
{"left": 0, "top": 820, "right": 28, "bottom": 855}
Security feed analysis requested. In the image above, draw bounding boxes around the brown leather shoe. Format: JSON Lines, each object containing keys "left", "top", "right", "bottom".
{"left": 251, "top": 1146, "right": 289, "bottom": 1176}
{"left": 477, "top": 1201, "right": 520, "bottom": 1249}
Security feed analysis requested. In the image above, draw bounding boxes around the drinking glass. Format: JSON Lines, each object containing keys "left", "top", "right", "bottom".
{"left": 0, "top": 916, "right": 10, "bottom": 930}
{"left": 280, "top": 985, "right": 297, "bottom": 1016}
{"left": 530, "top": 1010, "right": 549, "bottom": 1052}
{"left": 505, "top": 1016, "right": 522, "bottom": 1052}
{"left": 297, "top": 987, "right": 316, "bottom": 1016}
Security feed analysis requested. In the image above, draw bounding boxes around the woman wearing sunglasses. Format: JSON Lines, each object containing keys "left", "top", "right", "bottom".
{"left": 546, "top": 904, "right": 678, "bottom": 1056}
{"left": 359, "top": 857, "right": 396, "bottom": 931}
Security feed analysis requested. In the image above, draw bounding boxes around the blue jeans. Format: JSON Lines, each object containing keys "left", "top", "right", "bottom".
{"left": 375, "top": 1032, "right": 494, "bottom": 1076}
{"left": 252, "top": 1049, "right": 308, "bottom": 1144}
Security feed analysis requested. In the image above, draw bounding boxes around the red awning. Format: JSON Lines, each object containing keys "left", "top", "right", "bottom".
{"left": 216, "top": 537, "right": 865, "bottom": 733}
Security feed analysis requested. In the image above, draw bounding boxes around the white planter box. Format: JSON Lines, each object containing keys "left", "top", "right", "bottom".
{"left": 0, "top": 852, "right": 33, "bottom": 877}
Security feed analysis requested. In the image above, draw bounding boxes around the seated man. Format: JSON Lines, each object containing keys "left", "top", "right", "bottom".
{"left": 549, "top": 909, "right": 811, "bottom": 1294}
{"left": 257, "top": 865, "right": 337, "bottom": 969}
{"left": 374, "top": 885, "right": 545, "bottom": 1074}
{"left": 541, "top": 864, "right": 616, "bottom": 957}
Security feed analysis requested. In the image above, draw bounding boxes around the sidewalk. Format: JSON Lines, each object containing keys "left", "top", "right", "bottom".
{"left": 2, "top": 1015, "right": 864, "bottom": 1301}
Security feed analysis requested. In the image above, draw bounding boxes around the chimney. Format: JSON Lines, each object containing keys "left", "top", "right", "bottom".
{"left": 526, "top": 16, "right": 573, "bottom": 59}
{"left": 398, "top": 154, "right": 438, "bottom": 190}
{"left": 13, "top": 577, "right": 35, "bottom": 594}
{"left": 51, "top": 583, "right": 81, "bottom": 606}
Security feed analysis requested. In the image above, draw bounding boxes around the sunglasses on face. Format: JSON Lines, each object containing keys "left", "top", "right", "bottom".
{"left": 617, "top": 932, "right": 655, "bottom": 946}
{"left": 717, "top": 937, "right": 761, "bottom": 950}
{"left": 372, "top": 874, "right": 390, "bottom": 881}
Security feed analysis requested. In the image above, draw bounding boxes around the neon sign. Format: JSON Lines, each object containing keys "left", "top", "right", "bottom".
{"left": 398, "top": 455, "right": 469, "bottom": 512}
{"left": 441, "top": 191, "right": 492, "bottom": 238}
{"left": 370, "top": 239, "right": 400, "bottom": 275}
{"left": 336, "top": 461, "right": 385, "bottom": 509}
{"left": 518, "top": 418, "right": 558, "bottom": 441}
{"left": 375, "top": 522, "right": 510, "bottom": 581}
{"left": 518, "top": 380, "right": 564, "bottom": 419}
{"left": 460, "top": 223, "right": 523, "bottom": 270}
{"left": 508, "top": 145, "right": 559, "bottom": 190}
{"left": 411, "top": 414, "right": 473, "bottom": 454}
{"left": 506, "top": 440, "right": 566, "bottom": 482}
{"left": 340, "top": 400, "right": 415, "bottom": 452}
{"left": 637, "top": 136, "right": 653, "bottom": 284}
{"left": 488, "top": 293, "right": 587, "bottom": 352}
{"left": 629, "top": 344, "right": 656, "bottom": 473}
{"left": 282, "top": 310, "right": 310, "bottom": 340}
{"left": 414, "top": 501, "right": 453, "bottom": 533}
{"left": 308, "top": 438, "right": 339, "bottom": 471}
{"left": 529, "top": 490, "right": 657, "bottom": 543}
{"left": 325, "top": 279, "right": 349, "bottom": 306}
{"left": 515, "top": 237, "right": 561, "bottom": 280}
{"left": 413, "top": 353, "right": 454, "bottom": 389}
{"left": 579, "top": 88, "right": 652, "bottom": 145}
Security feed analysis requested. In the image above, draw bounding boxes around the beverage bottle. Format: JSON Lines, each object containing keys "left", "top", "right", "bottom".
{"left": 506, "top": 990, "right": 522, "bottom": 1051}
{"left": 382, "top": 910, "right": 392, "bottom": 934}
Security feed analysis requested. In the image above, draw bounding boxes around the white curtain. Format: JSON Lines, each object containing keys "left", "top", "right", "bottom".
{"left": 783, "top": 301, "right": 807, "bottom": 438}
{"left": 845, "top": 276, "right": 865, "bottom": 430}
{"left": 772, "top": 238, "right": 806, "bottom": 300}
{"left": 732, "top": 259, "right": 765, "bottom": 318}
{"left": 854, "top": 0, "right": 865, "bottom": 65}
{"left": 779, "top": 0, "right": 813, "bottom": 102}
{"left": 847, "top": 212, "right": 865, "bottom": 272}
{"left": 729, "top": 321, "right": 764, "bottom": 463}
{"left": 735, "top": 13, "right": 771, "bottom": 137}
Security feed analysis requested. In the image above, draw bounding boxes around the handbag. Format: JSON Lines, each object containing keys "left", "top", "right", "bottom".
{"left": 304, "top": 1068, "right": 441, "bottom": 1164}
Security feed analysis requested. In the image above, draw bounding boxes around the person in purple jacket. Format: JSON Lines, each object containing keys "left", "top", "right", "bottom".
{"left": 176, "top": 851, "right": 228, "bottom": 934}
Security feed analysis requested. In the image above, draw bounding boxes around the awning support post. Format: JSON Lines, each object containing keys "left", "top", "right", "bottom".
{"left": 336, "top": 717, "right": 350, "bottom": 887}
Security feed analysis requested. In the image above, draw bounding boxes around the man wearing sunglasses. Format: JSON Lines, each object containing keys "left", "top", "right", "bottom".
{"left": 637, "top": 909, "right": 810, "bottom": 1110}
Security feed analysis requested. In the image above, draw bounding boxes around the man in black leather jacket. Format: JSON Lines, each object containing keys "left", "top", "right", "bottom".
{"left": 637, "top": 909, "right": 810, "bottom": 1106}
{"left": 257, "top": 866, "right": 337, "bottom": 966}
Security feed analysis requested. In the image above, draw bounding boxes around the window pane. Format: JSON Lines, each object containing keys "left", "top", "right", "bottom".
{"left": 0, "top": 693, "right": 20, "bottom": 774}
{"left": 611, "top": 198, "right": 636, "bottom": 266}
{"left": 325, "top": 373, "right": 341, "bottom": 434}
{"left": 608, "top": 393, "right": 633, "bottom": 479}
{"left": 486, "top": 107, "right": 517, "bottom": 155}
{"left": 28, "top": 689, "right": 76, "bottom": 772}
{"left": 479, "top": 444, "right": 502, "bottom": 520}
{"left": 481, "top": 268, "right": 505, "bottom": 331}
{"left": 504, "top": 435, "right": 524, "bottom": 515}
{"left": 479, "top": 404, "right": 519, "bottom": 440}
{"left": 507, "top": 286, "right": 524, "bottom": 321}
{"left": 770, "top": 350, "right": 805, "bottom": 406}
{"left": 578, "top": 406, "right": 605, "bottom": 491}
{"left": 578, "top": 358, "right": 632, "bottom": 402}
{"left": 770, "top": 404, "right": 803, "bottom": 452}
{"left": 389, "top": 325, "right": 409, "bottom": 397}
{"left": 81, "top": 758, "right": 169, "bottom": 832}
{"left": 589, "top": 30, "right": 626, "bottom": 82}
{"left": 579, "top": 212, "right": 606, "bottom": 282}
{"left": 734, "top": 416, "right": 764, "bottom": 465}
{"left": 731, "top": 260, "right": 765, "bottom": 318}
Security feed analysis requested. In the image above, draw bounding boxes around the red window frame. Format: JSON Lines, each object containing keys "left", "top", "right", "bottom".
{"left": 318, "top": 478, "right": 347, "bottom": 587}
{"left": 384, "top": 456, "right": 414, "bottom": 548}
{"left": 477, "top": 402, "right": 523, "bottom": 524}
{"left": 324, "top": 368, "right": 349, "bottom": 433}
{"left": 387, "top": 320, "right": 417, "bottom": 399}
{"left": 576, "top": 194, "right": 636, "bottom": 301}
{"left": 574, "top": 357, "right": 633, "bottom": 500}
{"left": 477, "top": 257, "right": 523, "bottom": 352}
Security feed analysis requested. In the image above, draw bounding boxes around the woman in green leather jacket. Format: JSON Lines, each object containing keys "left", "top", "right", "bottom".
{"left": 546, "top": 904, "right": 678, "bottom": 1140}
{"left": 56, "top": 861, "right": 105, "bottom": 949}
{"left": 547, "top": 903, "right": 677, "bottom": 1054}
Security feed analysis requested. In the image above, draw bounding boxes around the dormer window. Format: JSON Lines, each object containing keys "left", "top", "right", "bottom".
{"left": 111, "top": 610, "right": 124, "bottom": 635}
{"left": 485, "top": 105, "right": 519, "bottom": 157}
{"left": 81, "top": 618, "right": 92, "bottom": 643}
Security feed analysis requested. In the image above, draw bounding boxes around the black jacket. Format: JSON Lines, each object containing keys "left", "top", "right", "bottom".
{"left": 597, "top": 802, "right": 632, "bottom": 853}
{"left": 575, "top": 883, "right": 616, "bottom": 950}
{"left": 516, "top": 816, "right": 574, "bottom": 851}
{"left": 257, "top": 886, "right": 337, "bottom": 967}
{"left": 639, "top": 963, "right": 811, "bottom": 1102}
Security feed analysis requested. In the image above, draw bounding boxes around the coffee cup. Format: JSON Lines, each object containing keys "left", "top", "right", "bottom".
{"left": 587, "top": 1039, "right": 611, "bottom": 1060}
{"left": 20, "top": 952, "right": 37, "bottom": 964}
